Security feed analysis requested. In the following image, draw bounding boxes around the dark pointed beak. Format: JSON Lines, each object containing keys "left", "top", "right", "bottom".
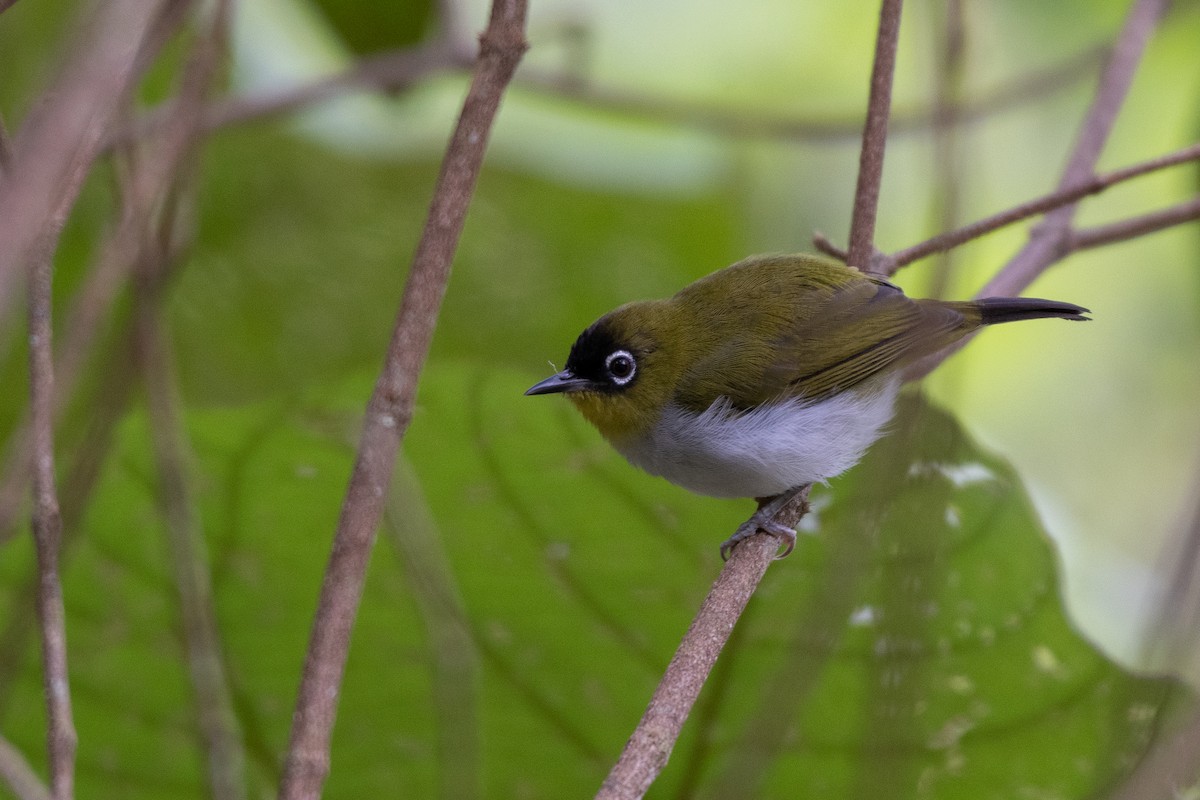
{"left": 525, "top": 370, "right": 592, "bottom": 396}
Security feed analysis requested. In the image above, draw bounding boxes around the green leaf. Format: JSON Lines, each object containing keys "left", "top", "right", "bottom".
{"left": 0, "top": 367, "right": 1181, "bottom": 799}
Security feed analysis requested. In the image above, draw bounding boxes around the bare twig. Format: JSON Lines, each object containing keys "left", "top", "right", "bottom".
{"left": 383, "top": 459, "right": 481, "bottom": 800}
{"left": 115, "top": 39, "right": 468, "bottom": 149}
{"left": 979, "top": 0, "right": 1169, "bottom": 300}
{"left": 123, "top": 11, "right": 246, "bottom": 797}
{"left": 847, "top": 0, "right": 904, "bottom": 271}
{"left": 0, "top": 0, "right": 201, "bottom": 547}
{"left": 0, "top": 0, "right": 168, "bottom": 327}
{"left": 595, "top": 490, "right": 810, "bottom": 800}
{"left": 885, "top": 141, "right": 1200, "bottom": 272}
{"left": 118, "top": 32, "right": 1106, "bottom": 153}
{"left": 27, "top": 195, "right": 76, "bottom": 800}
{"left": 276, "top": 3, "right": 529, "bottom": 798}
{"left": 812, "top": 231, "right": 849, "bottom": 261}
{"left": 904, "top": 0, "right": 1170, "bottom": 382}
{"left": 1071, "top": 195, "right": 1200, "bottom": 251}
{"left": 0, "top": 734, "right": 50, "bottom": 800}
{"left": 136, "top": 266, "right": 247, "bottom": 800}
{"left": 926, "top": 0, "right": 966, "bottom": 299}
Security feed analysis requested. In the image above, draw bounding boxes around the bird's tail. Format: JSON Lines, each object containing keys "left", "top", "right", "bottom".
{"left": 972, "top": 297, "right": 1091, "bottom": 325}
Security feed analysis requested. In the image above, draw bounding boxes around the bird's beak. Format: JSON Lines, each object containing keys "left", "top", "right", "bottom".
{"left": 525, "top": 370, "right": 592, "bottom": 396}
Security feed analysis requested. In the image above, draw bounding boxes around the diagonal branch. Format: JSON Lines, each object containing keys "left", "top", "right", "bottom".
{"left": 904, "top": 0, "right": 1170, "bottom": 382}
{"left": 0, "top": 734, "right": 49, "bottom": 800}
{"left": 846, "top": 0, "right": 904, "bottom": 271}
{"left": 979, "top": 0, "right": 1169, "bottom": 300}
{"left": 0, "top": 0, "right": 170, "bottom": 328}
{"left": 1070, "top": 195, "right": 1200, "bottom": 251}
{"left": 883, "top": 140, "right": 1200, "bottom": 272}
{"left": 276, "top": 3, "right": 529, "bottom": 798}
{"left": 594, "top": 489, "right": 811, "bottom": 799}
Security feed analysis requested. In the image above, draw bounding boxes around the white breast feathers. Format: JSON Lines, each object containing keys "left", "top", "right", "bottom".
{"left": 612, "top": 376, "right": 900, "bottom": 498}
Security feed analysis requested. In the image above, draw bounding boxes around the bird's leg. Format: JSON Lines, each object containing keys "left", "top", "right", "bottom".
{"left": 719, "top": 485, "right": 808, "bottom": 561}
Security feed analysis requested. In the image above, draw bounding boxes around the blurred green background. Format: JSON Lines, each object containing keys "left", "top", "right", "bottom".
{"left": 0, "top": 0, "right": 1198, "bottom": 797}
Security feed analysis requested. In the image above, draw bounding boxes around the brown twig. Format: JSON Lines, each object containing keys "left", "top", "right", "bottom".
{"left": 884, "top": 140, "right": 1200, "bottom": 273}
{"left": 27, "top": 188, "right": 76, "bottom": 800}
{"left": 811, "top": 231, "right": 849, "bottom": 261}
{"left": 594, "top": 489, "right": 810, "bottom": 800}
{"left": 383, "top": 459, "right": 481, "bottom": 800}
{"left": 275, "top": 3, "right": 528, "bottom": 798}
{"left": 1071, "top": 195, "right": 1200, "bottom": 251}
{"left": 0, "top": 734, "right": 49, "bottom": 800}
{"left": 0, "top": 0, "right": 169, "bottom": 328}
{"left": 0, "top": 0, "right": 201, "bottom": 547}
{"left": 978, "top": 0, "right": 1169, "bottom": 300}
{"left": 126, "top": 8, "right": 245, "bottom": 796}
{"left": 114, "top": 40, "right": 468, "bottom": 150}
{"left": 846, "top": 0, "right": 904, "bottom": 271}
{"left": 136, "top": 263, "right": 247, "bottom": 800}
{"left": 118, "top": 32, "right": 1106, "bottom": 153}
{"left": 904, "top": 0, "right": 1170, "bottom": 382}
{"left": 521, "top": 43, "right": 1105, "bottom": 144}
{"left": 925, "top": 0, "right": 966, "bottom": 299}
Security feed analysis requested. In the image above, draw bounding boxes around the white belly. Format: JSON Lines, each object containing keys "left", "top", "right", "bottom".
{"left": 612, "top": 377, "right": 900, "bottom": 498}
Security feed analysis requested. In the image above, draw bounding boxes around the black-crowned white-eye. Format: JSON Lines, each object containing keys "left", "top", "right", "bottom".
{"left": 526, "top": 253, "right": 1089, "bottom": 558}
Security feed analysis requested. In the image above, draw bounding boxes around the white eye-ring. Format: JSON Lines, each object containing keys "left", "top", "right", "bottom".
{"left": 604, "top": 349, "right": 637, "bottom": 386}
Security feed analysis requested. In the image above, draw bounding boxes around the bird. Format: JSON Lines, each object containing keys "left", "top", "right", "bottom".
{"left": 526, "top": 253, "right": 1089, "bottom": 559}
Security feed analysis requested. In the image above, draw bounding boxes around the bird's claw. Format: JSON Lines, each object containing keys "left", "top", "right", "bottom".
{"left": 719, "top": 517, "right": 797, "bottom": 561}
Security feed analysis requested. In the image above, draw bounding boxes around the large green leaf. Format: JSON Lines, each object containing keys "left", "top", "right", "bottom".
{"left": 0, "top": 365, "right": 1181, "bottom": 799}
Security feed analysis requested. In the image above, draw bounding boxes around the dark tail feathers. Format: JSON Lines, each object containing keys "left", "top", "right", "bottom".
{"left": 976, "top": 297, "right": 1091, "bottom": 325}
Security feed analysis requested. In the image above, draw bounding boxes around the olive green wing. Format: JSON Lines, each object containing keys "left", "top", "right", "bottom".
{"left": 761, "top": 279, "right": 972, "bottom": 402}
{"left": 676, "top": 278, "right": 970, "bottom": 411}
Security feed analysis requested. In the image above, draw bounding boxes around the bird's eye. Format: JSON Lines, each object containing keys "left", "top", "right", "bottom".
{"left": 604, "top": 350, "right": 636, "bottom": 386}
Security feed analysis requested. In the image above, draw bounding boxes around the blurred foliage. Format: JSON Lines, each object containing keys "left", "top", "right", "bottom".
{"left": 1, "top": 0, "right": 1199, "bottom": 798}
{"left": 0, "top": 371, "right": 1182, "bottom": 798}
{"left": 311, "top": 0, "right": 435, "bottom": 53}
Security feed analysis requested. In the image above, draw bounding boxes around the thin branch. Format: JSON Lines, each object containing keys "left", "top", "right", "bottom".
{"left": 136, "top": 264, "right": 247, "bottom": 800}
{"left": 114, "top": 40, "right": 468, "bottom": 150}
{"left": 884, "top": 140, "right": 1200, "bottom": 272}
{"left": 27, "top": 197, "right": 76, "bottom": 800}
{"left": 904, "top": 0, "right": 1170, "bottom": 382}
{"left": 0, "top": 734, "right": 50, "bottom": 800}
{"left": 118, "top": 32, "right": 1106, "bottom": 153}
{"left": 0, "top": 0, "right": 169, "bottom": 328}
{"left": 276, "top": 3, "right": 529, "bottom": 798}
{"left": 812, "top": 231, "right": 849, "bottom": 261}
{"left": 1071, "top": 195, "right": 1200, "bottom": 251}
{"left": 383, "top": 459, "right": 481, "bottom": 800}
{"left": 595, "top": 490, "right": 810, "bottom": 800}
{"left": 925, "top": 0, "right": 966, "bottom": 299}
{"left": 124, "top": 9, "right": 246, "bottom": 797}
{"left": 0, "top": 0, "right": 201, "bottom": 548}
{"left": 847, "top": 0, "right": 904, "bottom": 270}
{"left": 979, "top": 0, "right": 1169, "bottom": 300}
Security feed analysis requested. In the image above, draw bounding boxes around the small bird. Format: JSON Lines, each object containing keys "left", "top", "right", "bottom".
{"left": 526, "top": 253, "right": 1088, "bottom": 558}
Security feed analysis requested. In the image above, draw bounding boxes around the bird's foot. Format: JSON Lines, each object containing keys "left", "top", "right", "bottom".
{"left": 720, "top": 486, "right": 810, "bottom": 560}
{"left": 719, "top": 514, "right": 797, "bottom": 561}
